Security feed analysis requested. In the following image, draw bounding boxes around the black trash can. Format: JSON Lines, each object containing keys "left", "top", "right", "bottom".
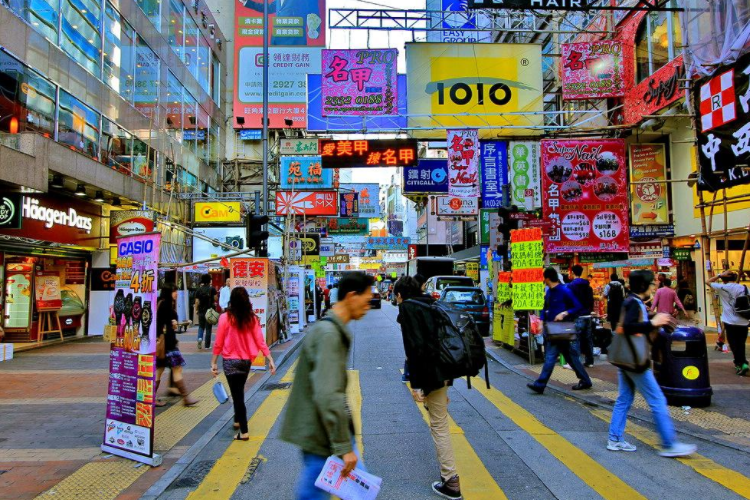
{"left": 652, "top": 326, "right": 713, "bottom": 407}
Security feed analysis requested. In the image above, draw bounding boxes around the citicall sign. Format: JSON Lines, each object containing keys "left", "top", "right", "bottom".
{"left": 194, "top": 202, "right": 242, "bottom": 223}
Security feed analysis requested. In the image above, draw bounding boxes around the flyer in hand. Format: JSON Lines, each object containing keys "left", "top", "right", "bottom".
{"left": 314, "top": 456, "right": 382, "bottom": 500}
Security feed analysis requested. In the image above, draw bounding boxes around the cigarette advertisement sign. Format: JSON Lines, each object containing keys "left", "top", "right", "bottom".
{"left": 480, "top": 141, "right": 508, "bottom": 208}
{"left": 510, "top": 228, "right": 544, "bottom": 311}
{"left": 447, "top": 129, "right": 480, "bottom": 197}
{"left": 321, "top": 49, "right": 398, "bottom": 115}
{"left": 541, "top": 139, "right": 629, "bottom": 253}
{"left": 629, "top": 144, "right": 669, "bottom": 225}
{"left": 280, "top": 156, "right": 333, "bottom": 189}
{"left": 509, "top": 142, "right": 542, "bottom": 209}
{"left": 276, "top": 191, "right": 338, "bottom": 216}
{"left": 561, "top": 41, "right": 625, "bottom": 100}
{"left": 103, "top": 233, "right": 161, "bottom": 465}
{"left": 405, "top": 43, "right": 543, "bottom": 138}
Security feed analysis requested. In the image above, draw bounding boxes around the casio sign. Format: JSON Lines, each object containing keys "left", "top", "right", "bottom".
{"left": 119, "top": 240, "right": 154, "bottom": 256}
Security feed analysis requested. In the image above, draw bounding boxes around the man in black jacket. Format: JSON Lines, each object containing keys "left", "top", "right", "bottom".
{"left": 395, "top": 276, "right": 462, "bottom": 500}
{"left": 568, "top": 265, "right": 596, "bottom": 367}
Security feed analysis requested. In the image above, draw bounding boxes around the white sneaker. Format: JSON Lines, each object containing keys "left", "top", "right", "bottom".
{"left": 659, "top": 442, "right": 697, "bottom": 458}
{"left": 563, "top": 364, "right": 572, "bottom": 370}
{"left": 607, "top": 440, "right": 637, "bottom": 452}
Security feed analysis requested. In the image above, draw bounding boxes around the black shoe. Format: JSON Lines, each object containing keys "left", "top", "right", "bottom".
{"left": 527, "top": 382, "right": 544, "bottom": 394}
{"left": 572, "top": 382, "right": 592, "bottom": 390}
{"left": 432, "top": 475, "right": 462, "bottom": 499}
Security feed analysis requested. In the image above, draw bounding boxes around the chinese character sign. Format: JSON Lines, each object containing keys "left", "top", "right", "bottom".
{"left": 276, "top": 191, "right": 338, "bottom": 216}
{"left": 403, "top": 159, "right": 449, "bottom": 193}
{"left": 103, "top": 233, "right": 161, "bottom": 464}
{"left": 280, "top": 157, "right": 332, "bottom": 189}
{"left": 279, "top": 138, "right": 320, "bottom": 155}
{"left": 541, "top": 139, "right": 629, "bottom": 253}
{"left": 230, "top": 258, "right": 269, "bottom": 332}
{"left": 497, "top": 271, "right": 512, "bottom": 304}
{"left": 321, "top": 49, "right": 398, "bottom": 116}
{"left": 694, "top": 52, "right": 750, "bottom": 191}
{"left": 366, "top": 237, "right": 410, "bottom": 250}
{"left": 628, "top": 144, "right": 669, "bottom": 225}
{"left": 480, "top": 141, "right": 508, "bottom": 208}
{"left": 561, "top": 41, "right": 625, "bottom": 100}
{"left": 509, "top": 141, "right": 542, "bottom": 209}
{"left": 319, "top": 139, "right": 418, "bottom": 168}
{"left": 339, "top": 184, "right": 381, "bottom": 217}
{"left": 510, "top": 228, "right": 544, "bottom": 311}
{"left": 339, "top": 193, "right": 359, "bottom": 217}
{"left": 234, "top": 0, "right": 325, "bottom": 47}
{"left": 447, "top": 129, "right": 480, "bottom": 197}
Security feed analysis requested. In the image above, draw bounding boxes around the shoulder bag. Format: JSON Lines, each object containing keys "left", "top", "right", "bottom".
{"left": 156, "top": 327, "right": 166, "bottom": 359}
{"left": 544, "top": 321, "right": 578, "bottom": 341}
{"left": 733, "top": 285, "right": 750, "bottom": 320}
{"left": 608, "top": 303, "right": 651, "bottom": 373}
{"left": 205, "top": 307, "right": 220, "bottom": 325}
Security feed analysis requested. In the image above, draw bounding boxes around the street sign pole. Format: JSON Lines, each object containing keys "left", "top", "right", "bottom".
{"left": 262, "top": 0, "right": 269, "bottom": 217}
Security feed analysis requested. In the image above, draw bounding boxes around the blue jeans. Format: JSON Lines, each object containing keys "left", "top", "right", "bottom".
{"left": 608, "top": 369, "right": 675, "bottom": 448}
{"left": 532, "top": 338, "right": 592, "bottom": 389}
{"left": 575, "top": 316, "right": 595, "bottom": 365}
{"left": 197, "top": 314, "right": 212, "bottom": 348}
{"left": 295, "top": 439, "right": 364, "bottom": 499}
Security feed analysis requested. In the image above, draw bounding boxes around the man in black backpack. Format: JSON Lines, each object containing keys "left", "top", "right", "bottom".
{"left": 195, "top": 274, "right": 217, "bottom": 349}
{"left": 395, "top": 276, "right": 462, "bottom": 500}
{"left": 708, "top": 271, "right": 749, "bottom": 376}
{"left": 568, "top": 265, "right": 596, "bottom": 367}
{"left": 603, "top": 273, "right": 625, "bottom": 328}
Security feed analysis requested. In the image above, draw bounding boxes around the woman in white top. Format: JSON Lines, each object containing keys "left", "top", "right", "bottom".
{"left": 708, "top": 271, "right": 749, "bottom": 376}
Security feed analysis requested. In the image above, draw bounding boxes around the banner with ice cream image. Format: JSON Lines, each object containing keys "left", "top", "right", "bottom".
{"left": 629, "top": 144, "right": 670, "bottom": 225}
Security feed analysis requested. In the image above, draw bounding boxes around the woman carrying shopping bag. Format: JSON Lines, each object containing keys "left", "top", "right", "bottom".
{"left": 156, "top": 285, "right": 198, "bottom": 407}
{"left": 211, "top": 287, "right": 276, "bottom": 440}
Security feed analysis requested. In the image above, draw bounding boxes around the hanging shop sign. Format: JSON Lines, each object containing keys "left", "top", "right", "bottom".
{"left": 90, "top": 266, "right": 117, "bottom": 291}
{"left": 497, "top": 271, "right": 512, "bottom": 304}
{"left": 110, "top": 211, "right": 154, "bottom": 244}
{"left": 578, "top": 252, "right": 628, "bottom": 263}
{"left": 405, "top": 43, "right": 543, "bottom": 138}
{"left": 467, "top": 0, "right": 589, "bottom": 8}
{"left": 299, "top": 235, "right": 320, "bottom": 256}
{"left": 629, "top": 144, "right": 670, "bottom": 225}
{"left": 695, "top": 52, "right": 750, "bottom": 191}
{"left": 275, "top": 191, "right": 338, "bottom": 216}
{"left": 623, "top": 57, "right": 684, "bottom": 125}
{"left": 480, "top": 140, "right": 508, "bottom": 208}
{"left": 0, "top": 193, "right": 22, "bottom": 229}
{"left": 319, "top": 139, "right": 418, "bottom": 168}
{"left": 193, "top": 203, "right": 241, "bottom": 224}
{"left": 673, "top": 248, "right": 692, "bottom": 261}
{"left": 388, "top": 219, "right": 404, "bottom": 237}
{"left": 327, "top": 254, "right": 350, "bottom": 264}
{"left": 510, "top": 228, "right": 544, "bottom": 311}
{"left": 230, "top": 258, "right": 270, "bottom": 332}
{"left": 192, "top": 227, "right": 247, "bottom": 262}
{"left": 326, "top": 218, "right": 369, "bottom": 235}
{"left": 279, "top": 138, "right": 320, "bottom": 155}
{"left": 629, "top": 224, "right": 675, "bottom": 238}
{"left": 280, "top": 156, "right": 332, "bottom": 189}
{"left": 509, "top": 141, "right": 542, "bottom": 209}
{"left": 321, "top": 49, "right": 398, "bottom": 116}
{"left": 339, "top": 192, "right": 359, "bottom": 217}
{"left": 366, "top": 237, "right": 411, "bottom": 250}
{"left": 319, "top": 238, "right": 335, "bottom": 257}
{"left": 541, "top": 139, "right": 629, "bottom": 253}
{"left": 403, "top": 159, "right": 449, "bottom": 194}
{"left": 447, "top": 129, "right": 480, "bottom": 197}
{"left": 440, "top": 0, "right": 492, "bottom": 43}
{"left": 561, "top": 41, "right": 625, "bottom": 100}
{"left": 436, "top": 196, "right": 480, "bottom": 217}
{"left": 629, "top": 241, "right": 663, "bottom": 259}
{"left": 103, "top": 233, "right": 161, "bottom": 466}
{"left": 408, "top": 244, "right": 418, "bottom": 259}
{"left": 234, "top": 0, "right": 325, "bottom": 47}
{"left": 339, "top": 184, "right": 381, "bottom": 217}
{"left": 466, "top": 262, "right": 479, "bottom": 282}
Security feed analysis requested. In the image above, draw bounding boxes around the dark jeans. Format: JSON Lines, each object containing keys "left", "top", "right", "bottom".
{"left": 724, "top": 322, "right": 749, "bottom": 367}
{"left": 226, "top": 371, "right": 250, "bottom": 434}
{"left": 198, "top": 314, "right": 213, "bottom": 348}
{"left": 532, "top": 338, "right": 592, "bottom": 389}
{"left": 575, "top": 316, "right": 594, "bottom": 365}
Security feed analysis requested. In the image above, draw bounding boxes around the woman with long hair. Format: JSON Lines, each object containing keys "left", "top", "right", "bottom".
{"left": 156, "top": 285, "right": 198, "bottom": 407}
{"left": 212, "top": 287, "right": 276, "bottom": 440}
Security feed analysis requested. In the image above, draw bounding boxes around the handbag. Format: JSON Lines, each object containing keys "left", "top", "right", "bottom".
{"left": 608, "top": 304, "right": 651, "bottom": 373}
{"left": 156, "top": 330, "right": 166, "bottom": 359}
{"left": 205, "top": 307, "right": 220, "bottom": 325}
{"left": 212, "top": 381, "right": 229, "bottom": 404}
{"left": 544, "top": 321, "right": 578, "bottom": 341}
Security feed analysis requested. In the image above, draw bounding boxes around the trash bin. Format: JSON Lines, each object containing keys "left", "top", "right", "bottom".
{"left": 652, "top": 326, "right": 712, "bottom": 407}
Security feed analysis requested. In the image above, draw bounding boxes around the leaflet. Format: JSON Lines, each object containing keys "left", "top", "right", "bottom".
{"left": 314, "top": 456, "right": 382, "bottom": 500}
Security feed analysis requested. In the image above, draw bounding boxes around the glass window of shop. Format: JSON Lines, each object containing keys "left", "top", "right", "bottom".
{"left": 165, "top": 157, "right": 177, "bottom": 190}
{"left": 179, "top": 166, "right": 198, "bottom": 192}
{"left": 183, "top": 15, "right": 199, "bottom": 80}
{"left": 134, "top": 36, "right": 159, "bottom": 119}
{"left": 166, "top": 71, "right": 183, "bottom": 141}
{"left": 0, "top": 49, "right": 57, "bottom": 137}
{"left": 58, "top": 89, "right": 100, "bottom": 158}
{"left": 100, "top": 117, "right": 133, "bottom": 174}
{"left": 208, "top": 120, "right": 219, "bottom": 171}
{"left": 60, "top": 0, "right": 103, "bottom": 77}
{"left": 8, "top": 0, "right": 59, "bottom": 43}
{"left": 195, "top": 105, "right": 209, "bottom": 161}
{"left": 103, "top": 3, "right": 136, "bottom": 97}
{"left": 136, "top": 0, "right": 161, "bottom": 31}
{"left": 183, "top": 90, "right": 197, "bottom": 154}
{"left": 168, "top": 0, "right": 184, "bottom": 60}
{"left": 132, "top": 135, "right": 155, "bottom": 180}
{"left": 210, "top": 53, "right": 220, "bottom": 104}
{"left": 197, "top": 36, "right": 210, "bottom": 94}
{"left": 635, "top": 0, "right": 683, "bottom": 82}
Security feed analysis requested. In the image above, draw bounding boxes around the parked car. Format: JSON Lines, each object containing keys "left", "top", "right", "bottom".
{"left": 424, "top": 275, "right": 475, "bottom": 300}
{"left": 437, "top": 286, "right": 490, "bottom": 336}
{"left": 370, "top": 286, "right": 382, "bottom": 309}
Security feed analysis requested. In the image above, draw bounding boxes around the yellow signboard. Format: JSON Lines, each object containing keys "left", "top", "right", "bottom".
{"left": 405, "top": 43, "right": 543, "bottom": 138}
{"left": 194, "top": 202, "right": 242, "bottom": 223}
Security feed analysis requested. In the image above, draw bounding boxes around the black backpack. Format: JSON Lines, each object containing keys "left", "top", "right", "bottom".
{"left": 608, "top": 282, "right": 624, "bottom": 304}
{"left": 735, "top": 286, "right": 750, "bottom": 320}
{"left": 196, "top": 285, "right": 213, "bottom": 310}
{"left": 432, "top": 302, "right": 490, "bottom": 389}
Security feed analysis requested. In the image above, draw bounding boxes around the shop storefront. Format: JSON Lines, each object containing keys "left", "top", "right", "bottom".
{"left": 0, "top": 193, "right": 103, "bottom": 342}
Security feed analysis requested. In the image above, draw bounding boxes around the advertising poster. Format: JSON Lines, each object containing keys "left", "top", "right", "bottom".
{"left": 34, "top": 274, "right": 62, "bottom": 310}
{"left": 321, "top": 49, "right": 398, "bottom": 116}
{"left": 561, "top": 41, "right": 625, "bottom": 100}
{"left": 192, "top": 227, "right": 247, "bottom": 261}
{"left": 439, "top": 0, "right": 492, "bottom": 43}
{"left": 493, "top": 304, "right": 515, "bottom": 345}
{"left": 509, "top": 142, "right": 542, "bottom": 209}
{"left": 497, "top": 272, "right": 512, "bottom": 304}
{"left": 276, "top": 191, "right": 338, "bottom": 216}
{"left": 436, "top": 196, "right": 479, "bottom": 218}
{"left": 320, "top": 139, "right": 418, "bottom": 169}
{"left": 447, "top": 129, "right": 480, "bottom": 197}
{"left": 466, "top": 262, "right": 479, "bottom": 282}
{"left": 280, "top": 138, "right": 320, "bottom": 155}
{"left": 403, "top": 159, "right": 449, "bottom": 193}
{"left": 541, "top": 139, "right": 628, "bottom": 253}
{"left": 234, "top": 0, "right": 325, "bottom": 47}
{"left": 510, "top": 228, "right": 544, "bottom": 311}
{"left": 193, "top": 202, "right": 242, "bottom": 224}
{"left": 280, "top": 156, "right": 332, "bottom": 189}
{"left": 103, "top": 233, "right": 160, "bottom": 465}
{"left": 366, "top": 237, "right": 411, "bottom": 250}
{"left": 110, "top": 210, "right": 155, "bottom": 244}
{"left": 327, "top": 218, "right": 369, "bottom": 236}
{"left": 405, "top": 43, "right": 543, "bottom": 138}
{"left": 480, "top": 141, "right": 508, "bottom": 208}
{"left": 230, "top": 258, "right": 269, "bottom": 332}
{"left": 339, "top": 184, "right": 381, "bottom": 217}
{"left": 629, "top": 144, "right": 669, "bottom": 225}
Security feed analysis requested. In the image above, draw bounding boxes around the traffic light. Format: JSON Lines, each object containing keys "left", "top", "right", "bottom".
{"left": 496, "top": 205, "right": 519, "bottom": 259}
{"left": 246, "top": 213, "right": 269, "bottom": 256}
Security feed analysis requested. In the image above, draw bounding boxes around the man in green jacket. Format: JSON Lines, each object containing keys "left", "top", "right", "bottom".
{"left": 281, "top": 272, "right": 374, "bottom": 499}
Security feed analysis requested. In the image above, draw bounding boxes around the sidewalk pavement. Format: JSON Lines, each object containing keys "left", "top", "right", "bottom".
{"left": 0, "top": 327, "right": 304, "bottom": 500}
{"left": 485, "top": 338, "right": 750, "bottom": 454}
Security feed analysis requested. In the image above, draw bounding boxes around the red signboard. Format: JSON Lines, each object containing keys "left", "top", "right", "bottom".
{"left": 275, "top": 191, "right": 338, "bottom": 216}
{"left": 561, "top": 41, "right": 625, "bottom": 100}
{"left": 110, "top": 210, "right": 155, "bottom": 244}
{"left": 541, "top": 139, "right": 629, "bottom": 253}
{"left": 319, "top": 139, "right": 419, "bottom": 168}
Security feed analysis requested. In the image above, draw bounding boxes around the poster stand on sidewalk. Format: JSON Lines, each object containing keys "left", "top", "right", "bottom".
{"left": 510, "top": 228, "right": 545, "bottom": 364}
{"left": 37, "top": 310, "right": 63, "bottom": 343}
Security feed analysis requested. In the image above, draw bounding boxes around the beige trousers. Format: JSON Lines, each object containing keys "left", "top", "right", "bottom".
{"left": 423, "top": 385, "right": 457, "bottom": 480}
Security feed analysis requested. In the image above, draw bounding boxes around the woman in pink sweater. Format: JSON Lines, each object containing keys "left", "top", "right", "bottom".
{"left": 211, "top": 287, "right": 276, "bottom": 440}
{"left": 651, "top": 278, "right": 686, "bottom": 318}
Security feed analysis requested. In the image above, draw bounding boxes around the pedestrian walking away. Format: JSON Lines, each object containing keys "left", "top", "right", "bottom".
{"left": 651, "top": 278, "right": 686, "bottom": 318}
{"left": 211, "top": 287, "right": 276, "bottom": 440}
{"left": 155, "top": 284, "right": 198, "bottom": 407}
{"left": 528, "top": 267, "right": 592, "bottom": 394}
{"left": 402, "top": 273, "right": 429, "bottom": 384}
{"left": 280, "top": 272, "right": 373, "bottom": 500}
{"left": 677, "top": 280, "right": 698, "bottom": 322}
{"left": 568, "top": 264, "right": 596, "bottom": 367}
{"left": 195, "top": 274, "right": 218, "bottom": 349}
{"left": 708, "top": 271, "right": 750, "bottom": 376}
{"left": 607, "top": 269, "right": 696, "bottom": 457}
{"left": 395, "top": 276, "right": 463, "bottom": 500}
{"left": 603, "top": 273, "right": 625, "bottom": 329}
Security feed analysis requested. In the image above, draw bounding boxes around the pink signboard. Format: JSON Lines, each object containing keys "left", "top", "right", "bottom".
{"left": 447, "top": 129, "right": 479, "bottom": 197}
{"left": 541, "top": 139, "right": 629, "bottom": 253}
{"left": 276, "top": 191, "right": 338, "bottom": 216}
{"left": 561, "top": 41, "right": 625, "bottom": 100}
{"left": 321, "top": 49, "right": 398, "bottom": 116}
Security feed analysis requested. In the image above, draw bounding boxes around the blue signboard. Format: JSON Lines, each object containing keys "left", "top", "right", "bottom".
{"left": 307, "top": 74, "right": 408, "bottom": 132}
{"left": 480, "top": 244, "right": 489, "bottom": 270}
{"left": 238, "top": 129, "right": 262, "bottom": 140}
{"left": 366, "top": 237, "right": 411, "bottom": 250}
{"left": 629, "top": 225, "right": 675, "bottom": 238}
{"left": 280, "top": 157, "right": 333, "bottom": 189}
{"left": 480, "top": 141, "right": 508, "bottom": 209}
{"left": 340, "top": 184, "right": 381, "bottom": 217}
{"left": 403, "top": 159, "right": 449, "bottom": 194}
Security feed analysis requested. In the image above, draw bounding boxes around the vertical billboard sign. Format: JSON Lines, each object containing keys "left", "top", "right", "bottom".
{"left": 480, "top": 141, "right": 508, "bottom": 208}
{"left": 339, "top": 184, "right": 381, "bottom": 217}
{"left": 321, "top": 49, "right": 398, "bottom": 116}
{"left": 510, "top": 228, "right": 544, "bottom": 311}
{"left": 509, "top": 142, "right": 542, "bottom": 209}
{"left": 447, "top": 129, "right": 480, "bottom": 197}
{"left": 628, "top": 144, "right": 670, "bottom": 225}
{"left": 541, "top": 139, "right": 629, "bottom": 253}
{"left": 561, "top": 41, "right": 625, "bottom": 100}
{"left": 230, "top": 258, "right": 269, "bottom": 332}
{"left": 103, "top": 233, "right": 161, "bottom": 466}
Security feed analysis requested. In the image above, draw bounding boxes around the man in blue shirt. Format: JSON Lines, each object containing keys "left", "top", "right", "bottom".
{"left": 528, "top": 268, "right": 593, "bottom": 394}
